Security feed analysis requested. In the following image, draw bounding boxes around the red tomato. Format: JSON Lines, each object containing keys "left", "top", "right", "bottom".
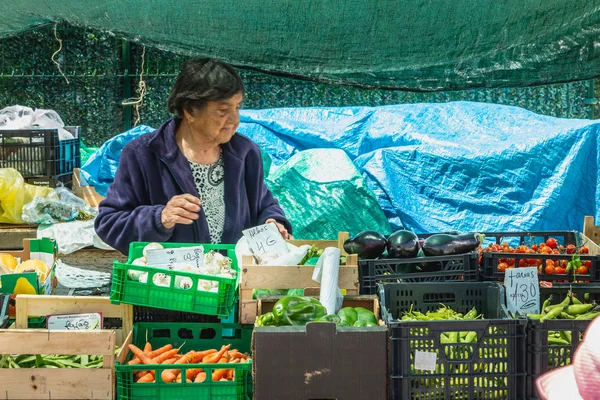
{"left": 508, "top": 259, "right": 515, "bottom": 266}
{"left": 542, "top": 247, "right": 553, "bottom": 255}
{"left": 566, "top": 244, "right": 576, "bottom": 254}
{"left": 585, "top": 260, "right": 592, "bottom": 269}
{"left": 580, "top": 247, "right": 589, "bottom": 254}
{"left": 545, "top": 265, "right": 555, "bottom": 275}
{"left": 531, "top": 244, "right": 539, "bottom": 252}
{"left": 518, "top": 259, "right": 527, "bottom": 268}
{"left": 498, "top": 262, "right": 508, "bottom": 273}
{"left": 552, "top": 250, "right": 560, "bottom": 255}
{"left": 546, "top": 238, "right": 558, "bottom": 249}
{"left": 554, "top": 266, "right": 566, "bottom": 275}
{"left": 577, "top": 266, "right": 589, "bottom": 275}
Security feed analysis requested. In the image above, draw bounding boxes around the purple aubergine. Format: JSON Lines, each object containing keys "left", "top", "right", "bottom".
{"left": 387, "top": 230, "right": 420, "bottom": 258}
{"left": 422, "top": 233, "right": 485, "bottom": 257}
{"left": 343, "top": 231, "right": 387, "bottom": 259}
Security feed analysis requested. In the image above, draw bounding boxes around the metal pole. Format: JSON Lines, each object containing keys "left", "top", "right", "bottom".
{"left": 121, "top": 40, "right": 132, "bottom": 131}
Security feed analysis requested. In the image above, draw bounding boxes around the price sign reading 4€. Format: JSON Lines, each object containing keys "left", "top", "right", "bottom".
{"left": 504, "top": 266, "right": 540, "bottom": 316}
{"left": 243, "top": 223, "right": 289, "bottom": 257}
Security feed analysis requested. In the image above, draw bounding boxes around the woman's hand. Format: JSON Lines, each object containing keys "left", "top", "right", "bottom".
{"left": 265, "top": 218, "right": 293, "bottom": 240}
{"left": 161, "top": 194, "right": 201, "bottom": 230}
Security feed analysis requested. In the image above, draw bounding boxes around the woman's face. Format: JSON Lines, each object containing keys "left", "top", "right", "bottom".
{"left": 186, "top": 92, "right": 243, "bottom": 144}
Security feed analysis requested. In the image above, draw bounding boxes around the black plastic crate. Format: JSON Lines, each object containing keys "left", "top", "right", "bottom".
{"left": 526, "top": 284, "right": 600, "bottom": 399}
{"left": 0, "top": 126, "right": 81, "bottom": 182}
{"left": 133, "top": 305, "right": 220, "bottom": 323}
{"left": 380, "top": 282, "right": 527, "bottom": 400}
{"left": 480, "top": 231, "right": 580, "bottom": 248}
{"left": 476, "top": 230, "right": 600, "bottom": 282}
{"left": 359, "top": 252, "right": 479, "bottom": 295}
{"left": 25, "top": 172, "right": 74, "bottom": 188}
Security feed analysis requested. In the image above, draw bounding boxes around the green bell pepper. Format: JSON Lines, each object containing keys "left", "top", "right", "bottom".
{"left": 256, "top": 312, "right": 276, "bottom": 327}
{"left": 272, "top": 296, "right": 327, "bottom": 326}
{"left": 314, "top": 314, "right": 341, "bottom": 323}
{"left": 337, "top": 307, "right": 378, "bottom": 327}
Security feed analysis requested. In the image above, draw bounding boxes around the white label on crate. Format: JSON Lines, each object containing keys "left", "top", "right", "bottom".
{"left": 504, "top": 266, "right": 540, "bottom": 316}
{"left": 242, "top": 223, "right": 289, "bottom": 256}
{"left": 146, "top": 246, "right": 205, "bottom": 269}
{"left": 414, "top": 351, "right": 437, "bottom": 372}
{"left": 47, "top": 313, "right": 103, "bottom": 330}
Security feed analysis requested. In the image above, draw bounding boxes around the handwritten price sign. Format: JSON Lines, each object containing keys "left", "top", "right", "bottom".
{"left": 146, "top": 246, "right": 205, "bottom": 269}
{"left": 243, "top": 223, "right": 289, "bottom": 257}
{"left": 504, "top": 267, "right": 540, "bottom": 316}
{"left": 47, "top": 313, "right": 103, "bottom": 331}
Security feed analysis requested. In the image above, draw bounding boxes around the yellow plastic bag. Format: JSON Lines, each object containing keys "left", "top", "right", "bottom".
{"left": 0, "top": 168, "right": 52, "bottom": 224}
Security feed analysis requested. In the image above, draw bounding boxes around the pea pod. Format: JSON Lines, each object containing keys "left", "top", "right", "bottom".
{"left": 527, "top": 314, "right": 542, "bottom": 319}
{"left": 465, "top": 331, "right": 478, "bottom": 343}
{"left": 548, "top": 337, "right": 569, "bottom": 346}
{"left": 570, "top": 293, "right": 582, "bottom": 305}
{"left": 540, "top": 306, "right": 563, "bottom": 322}
{"left": 541, "top": 296, "right": 553, "bottom": 314}
{"left": 566, "top": 304, "right": 593, "bottom": 316}
{"left": 463, "top": 307, "right": 478, "bottom": 320}
{"left": 575, "top": 311, "right": 600, "bottom": 320}
{"left": 559, "top": 330, "right": 572, "bottom": 344}
{"left": 559, "top": 312, "right": 575, "bottom": 320}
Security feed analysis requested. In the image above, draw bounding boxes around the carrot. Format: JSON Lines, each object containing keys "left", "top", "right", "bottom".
{"left": 151, "top": 348, "right": 181, "bottom": 364}
{"left": 228, "top": 350, "right": 246, "bottom": 359}
{"left": 143, "top": 342, "right": 152, "bottom": 353}
{"left": 129, "top": 344, "right": 154, "bottom": 364}
{"left": 146, "top": 344, "right": 173, "bottom": 358}
{"left": 227, "top": 369, "right": 234, "bottom": 380}
{"left": 128, "top": 344, "right": 173, "bottom": 364}
{"left": 218, "top": 357, "right": 228, "bottom": 363}
{"left": 203, "top": 345, "right": 230, "bottom": 363}
{"left": 194, "top": 372, "right": 207, "bottom": 383}
{"left": 137, "top": 372, "right": 154, "bottom": 383}
{"left": 161, "top": 351, "right": 194, "bottom": 383}
{"left": 188, "top": 349, "right": 216, "bottom": 363}
{"left": 134, "top": 357, "right": 178, "bottom": 381}
{"left": 185, "top": 368, "right": 204, "bottom": 380}
{"left": 212, "top": 368, "right": 229, "bottom": 381}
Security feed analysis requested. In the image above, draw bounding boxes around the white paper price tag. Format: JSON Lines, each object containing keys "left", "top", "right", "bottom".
{"left": 243, "top": 223, "right": 289, "bottom": 256}
{"left": 414, "top": 351, "right": 437, "bottom": 372}
{"left": 47, "top": 312, "right": 103, "bottom": 331}
{"left": 146, "top": 246, "right": 204, "bottom": 269}
{"left": 504, "top": 266, "right": 540, "bottom": 316}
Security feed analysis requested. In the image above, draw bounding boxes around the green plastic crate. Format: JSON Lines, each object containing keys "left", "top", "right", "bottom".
{"left": 110, "top": 242, "right": 240, "bottom": 317}
{"left": 7, "top": 316, "right": 46, "bottom": 328}
{"left": 116, "top": 322, "right": 252, "bottom": 400}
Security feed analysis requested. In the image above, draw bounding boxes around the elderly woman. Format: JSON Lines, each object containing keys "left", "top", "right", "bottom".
{"left": 95, "top": 58, "right": 292, "bottom": 255}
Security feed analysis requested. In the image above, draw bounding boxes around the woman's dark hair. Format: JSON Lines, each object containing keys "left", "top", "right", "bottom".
{"left": 167, "top": 58, "right": 245, "bottom": 118}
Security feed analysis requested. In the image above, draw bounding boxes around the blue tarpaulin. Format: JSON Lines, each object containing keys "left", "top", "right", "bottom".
{"left": 82, "top": 102, "right": 600, "bottom": 235}
{"left": 238, "top": 102, "right": 600, "bottom": 234}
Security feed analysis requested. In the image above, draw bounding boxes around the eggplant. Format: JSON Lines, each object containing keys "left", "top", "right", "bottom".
{"left": 422, "top": 233, "right": 485, "bottom": 257}
{"left": 387, "top": 230, "right": 420, "bottom": 258}
{"left": 344, "top": 230, "right": 387, "bottom": 259}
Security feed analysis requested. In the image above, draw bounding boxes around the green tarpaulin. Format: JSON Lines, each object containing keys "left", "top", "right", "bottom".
{"left": 3, "top": 1, "right": 600, "bottom": 90}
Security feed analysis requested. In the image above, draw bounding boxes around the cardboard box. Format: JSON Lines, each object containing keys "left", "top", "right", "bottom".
{"left": 252, "top": 296, "right": 388, "bottom": 400}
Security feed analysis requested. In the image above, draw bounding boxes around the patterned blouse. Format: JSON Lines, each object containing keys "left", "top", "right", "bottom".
{"left": 189, "top": 153, "right": 225, "bottom": 244}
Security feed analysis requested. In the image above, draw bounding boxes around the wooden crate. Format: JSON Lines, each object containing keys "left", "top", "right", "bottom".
{"left": 239, "top": 232, "right": 359, "bottom": 324}
{"left": 584, "top": 216, "right": 600, "bottom": 248}
{"left": 0, "top": 329, "right": 116, "bottom": 400}
{"left": 14, "top": 294, "right": 133, "bottom": 346}
{"left": 72, "top": 168, "right": 105, "bottom": 208}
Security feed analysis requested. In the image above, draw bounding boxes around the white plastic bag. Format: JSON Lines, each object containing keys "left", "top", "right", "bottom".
{"left": 0, "top": 105, "right": 74, "bottom": 140}
{"left": 312, "top": 247, "right": 343, "bottom": 315}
